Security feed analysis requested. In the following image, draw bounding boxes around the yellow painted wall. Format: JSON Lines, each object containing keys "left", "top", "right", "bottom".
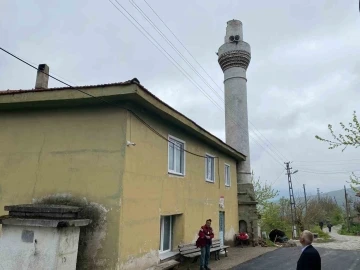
{"left": 0, "top": 93, "right": 239, "bottom": 270}
{"left": 120, "top": 106, "right": 239, "bottom": 269}
{"left": 0, "top": 106, "right": 128, "bottom": 269}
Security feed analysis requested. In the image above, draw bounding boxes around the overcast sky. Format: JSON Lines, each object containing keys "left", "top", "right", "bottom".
{"left": 1, "top": 0, "right": 360, "bottom": 198}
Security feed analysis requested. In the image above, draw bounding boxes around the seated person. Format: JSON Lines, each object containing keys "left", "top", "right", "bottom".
{"left": 236, "top": 232, "right": 249, "bottom": 247}
{"left": 238, "top": 232, "right": 249, "bottom": 241}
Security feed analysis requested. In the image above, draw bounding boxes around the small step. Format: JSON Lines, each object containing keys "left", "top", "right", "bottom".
{"left": 154, "top": 259, "right": 179, "bottom": 270}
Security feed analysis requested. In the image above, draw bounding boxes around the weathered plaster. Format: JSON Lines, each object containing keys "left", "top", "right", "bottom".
{"left": 225, "top": 226, "right": 236, "bottom": 241}
{"left": 0, "top": 87, "right": 242, "bottom": 269}
{"left": 119, "top": 250, "right": 159, "bottom": 270}
{"left": 0, "top": 106, "right": 127, "bottom": 269}
{"left": 0, "top": 225, "right": 80, "bottom": 270}
{"left": 119, "top": 105, "right": 240, "bottom": 268}
{"left": 33, "top": 194, "right": 110, "bottom": 270}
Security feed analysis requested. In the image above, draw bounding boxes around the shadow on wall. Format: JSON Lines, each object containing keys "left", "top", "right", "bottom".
{"left": 33, "top": 194, "right": 108, "bottom": 270}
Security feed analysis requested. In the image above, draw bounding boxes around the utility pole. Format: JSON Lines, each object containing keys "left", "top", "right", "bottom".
{"left": 303, "top": 184, "right": 308, "bottom": 213}
{"left": 303, "top": 184, "right": 308, "bottom": 230}
{"left": 285, "top": 162, "right": 298, "bottom": 239}
{"left": 344, "top": 185, "right": 350, "bottom": 233}
{"left": 317, "top": 188, "right": 320, "bottom": 201}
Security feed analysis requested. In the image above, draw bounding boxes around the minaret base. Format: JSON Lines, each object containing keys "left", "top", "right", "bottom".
{"left": 237, "top": 183, "right": 260, "bottom": 244}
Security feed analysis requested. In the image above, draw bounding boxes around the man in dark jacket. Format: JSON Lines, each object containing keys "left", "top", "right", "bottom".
{"left": 297, "top": 230, "right": 321, "bottom": 270}
{"left": 196, "top": 219, "right": 214, "bottom": 270}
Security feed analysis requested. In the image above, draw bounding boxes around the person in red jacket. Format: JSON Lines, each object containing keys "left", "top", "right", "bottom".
{"left": 196, "top": 219, "right": 214, "bottom": 270}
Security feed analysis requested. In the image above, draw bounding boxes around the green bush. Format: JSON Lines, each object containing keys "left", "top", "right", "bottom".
{"left": 310, "top": 226, "right": 330, "bottom": 240}
{"left": 339, "top": 223, "right": 360, "bottom": 236}
{"left": 330, "top": 209, "right": 344, "bottom": 225}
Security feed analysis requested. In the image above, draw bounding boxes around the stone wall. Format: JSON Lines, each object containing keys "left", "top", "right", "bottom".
{"left": 237, "top": 183, "right": 259, "bottom": 242}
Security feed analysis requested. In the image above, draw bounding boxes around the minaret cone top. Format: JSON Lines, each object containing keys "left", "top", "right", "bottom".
{"left": 225, "top": 20, "right": 243, "bottom": 43}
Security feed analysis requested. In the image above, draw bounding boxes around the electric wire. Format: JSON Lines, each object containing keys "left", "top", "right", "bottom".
{"left": 130, "top": 0, "right": 287, "bottom": 163}
{"left": 271, "top": 168, "right": 286, "bottom": 186}
{"left": 140, "top": 0, "right": 289, "bottom": 162}
{"left": 294, "top": 159, "right": 360, "bottom": 163}
{"left": 298, "top": 169, "right": 360, "bottom": 175}
{"left": 0, "top": 46, "right": 211, "bottom": 159}
{"left": 108, "top": 0, "right": 286, "bottom": 168}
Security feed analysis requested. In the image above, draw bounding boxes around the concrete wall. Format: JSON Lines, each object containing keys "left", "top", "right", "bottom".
{"left": 0, "top": 106, "right": 127, "bottom": 269}
{"left": 119, "top": 106, "right": 239, "bottom": 269}
{"left": 0, "top": 225, "right": 80, "bottom": 270}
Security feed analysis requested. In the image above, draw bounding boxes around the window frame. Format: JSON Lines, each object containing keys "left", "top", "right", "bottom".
{"left": 159, "top": 215, "right": 172, "bottom": 254}
{"left": 224, "top": 163, "right": 231, "bottom": 187}
{"left": 205, "top": 153, "right": 216, "bottom": 183}
{"left": 167, "top": 135, "right": 186, "bottom": 176}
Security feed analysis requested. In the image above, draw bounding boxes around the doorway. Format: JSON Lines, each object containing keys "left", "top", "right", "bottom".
{"left": 219, "top": 211, "right": 225, "bottom": 246}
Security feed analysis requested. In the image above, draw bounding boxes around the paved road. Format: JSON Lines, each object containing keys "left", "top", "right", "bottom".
{"left": 233, "top": 226, "right": 360, "bottom": 270}
{"left": 231, "top": 247, "right": 360, "bottom": 270}
{"left": 312, "top": 226, "right": 360, "bottom": 250}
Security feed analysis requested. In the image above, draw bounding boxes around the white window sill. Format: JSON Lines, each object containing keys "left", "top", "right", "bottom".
{"left": 225, "top": 185, "right": 231, "bottom": 187}
{"left": 159, "top": 251, "right": 179, "bottom": 261}
{"left": 205, "top": 179, "right": 215, "bottom": 183}
{"left": 168, "top": 171, "right": 185, "bottom": 177}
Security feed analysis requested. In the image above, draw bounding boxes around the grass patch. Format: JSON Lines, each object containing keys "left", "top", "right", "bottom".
{"left": 310, "top": 226, "right": 331, "bottom": 240}
{"left": 265, "top": 239, "right": 277, "bottom": 247}
{"left": 314, "top": 238, "right": 334, "bottom": 243}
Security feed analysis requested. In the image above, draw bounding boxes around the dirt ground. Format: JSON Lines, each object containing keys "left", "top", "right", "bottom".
{"left": 177, "top": 246, "right": 277, "bottom": 270}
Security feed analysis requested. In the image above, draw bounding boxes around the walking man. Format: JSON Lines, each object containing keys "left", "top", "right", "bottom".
{"left": 327, "top": 222, "right": 332, "bottom": 233}
{"left": 196, "top": 219, "right": 214, "bottom": 270}
{"left": 297, "top": 230, "right": 321, "bottom": 270}
{"left": 319, "top": 221, "right": 323, "bottom": 231}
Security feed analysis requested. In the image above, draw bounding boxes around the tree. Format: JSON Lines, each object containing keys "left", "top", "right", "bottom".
{"left": 315, "top": 111, "right": 360, "bottom": 151}
{"left": 251, "top": 172, "right": 279, "bottom": 209}
{"left": 349, "top": 173, "right": 360, "bottom": 192}
{"left": 315, "top": 111, "right": 360, "bottom": 191}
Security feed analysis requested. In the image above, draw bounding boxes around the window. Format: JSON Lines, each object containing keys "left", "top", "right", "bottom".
{"left": 225, "top": 164, "right": 231, "bottom": 187}
{"left": 205, "top": 154, "right": 215, "bottom": 182}
{"left": 168, "top": 136, "right": 185, "bottom": 175}
{"left": 160, "top": 216, "right": 172, "bottom": 253}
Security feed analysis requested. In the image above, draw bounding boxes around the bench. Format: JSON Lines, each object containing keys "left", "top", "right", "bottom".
{"left": 178, "top": 239, "right": 229, "bottom": 269}
{"left": 154, "top": 260, "right": 180, "bottom": 270}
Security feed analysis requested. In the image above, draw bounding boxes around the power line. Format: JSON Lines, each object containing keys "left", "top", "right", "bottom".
{"left": 141, "top": 0, "right": 289, "bottom": 163}
{"left": 109, "top": 0, "right": 225, "bottom": 112}
{"left": 294, "top": 159, "right": 360, "bottom": 163}
{"left": 299, "top": 169, "right": 360, "bottom": 175}
{"left": 0, "top": 46, "right": 211, "bottom": 159}
{"left": 0, "top": 43, "right": 285, "bottom": 171}
{"left": 129, "top": 0, "right": 223, "bottom": 101}
{"left": 271, "top": 168, "right": 286, "bottom": 186}
{"left": 108, "top": 0, "right": 286, "bottom": 168}
{"left": 128, "top": 0, "right": 286, "bottom": 164}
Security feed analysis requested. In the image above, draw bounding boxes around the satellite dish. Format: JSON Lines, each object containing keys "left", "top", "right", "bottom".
{"left": 229, "top": 35, "right": 235, "bottom": 42}
{"left": 234, "top": 35, "right": 240, "bottom": 41}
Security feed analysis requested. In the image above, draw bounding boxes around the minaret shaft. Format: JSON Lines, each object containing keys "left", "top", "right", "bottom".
{"left": 218, "top": 20, "right": 252, "bottom": 184}
{"left": 218, "top": 19, "right": 259, "bottom": 242}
